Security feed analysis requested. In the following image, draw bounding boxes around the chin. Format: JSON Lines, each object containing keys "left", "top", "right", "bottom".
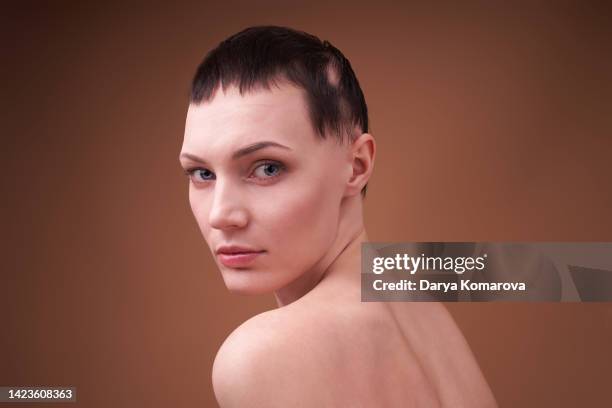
{"left": 225, "top": 285, "right": 271, "bottom": 295}
{"left": 220, "top": 269, "right": 280, "bottom": 295}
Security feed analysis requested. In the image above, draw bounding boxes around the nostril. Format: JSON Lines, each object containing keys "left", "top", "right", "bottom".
{"left": 209, "top": 207, "right": 249, "bottom": 230}
{"left": 207, "top": 183, "right": 249, "bottom": 230}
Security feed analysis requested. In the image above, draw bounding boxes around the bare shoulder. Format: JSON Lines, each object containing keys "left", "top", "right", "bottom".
{"left": 211, "top": 299, "right": 435, "bottom": 407}
{"left": 211, "top": 307, "right": 338, "bottom": 407}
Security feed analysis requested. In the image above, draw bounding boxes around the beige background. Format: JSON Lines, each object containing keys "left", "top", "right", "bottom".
{"left": 2, "top": 1, "right": 612, "bottom": 407}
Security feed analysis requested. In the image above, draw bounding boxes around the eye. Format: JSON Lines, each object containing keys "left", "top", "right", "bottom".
{"left": 185, "top": 167, "right": 215, "bottom": 183}
{"left": 251, "top": 162, "right": 285, "bottom": 180}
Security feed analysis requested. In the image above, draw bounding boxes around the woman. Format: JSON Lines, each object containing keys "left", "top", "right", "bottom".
{"left": 179, "top": 25, "right": 497, "bottom": 407}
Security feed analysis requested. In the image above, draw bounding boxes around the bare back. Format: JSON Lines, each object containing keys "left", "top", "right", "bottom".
{"left": 278, "top": 287, "right": 497, "bottom": 407}
{"left": 213, "top": 278, "right": 498, "bottom": 407}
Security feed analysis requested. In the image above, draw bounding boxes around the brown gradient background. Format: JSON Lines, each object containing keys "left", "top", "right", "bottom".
{"left": 2, "top": 1, "right": 612, "bottom": 407}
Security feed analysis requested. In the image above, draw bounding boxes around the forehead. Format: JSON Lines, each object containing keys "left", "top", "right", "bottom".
{"left": 182, "top": 83, "right": 318, "bottom": 155}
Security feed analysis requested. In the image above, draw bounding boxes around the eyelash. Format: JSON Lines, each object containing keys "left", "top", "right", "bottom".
{"left": 183, "top": 161, "right": 286, "bottom": 184}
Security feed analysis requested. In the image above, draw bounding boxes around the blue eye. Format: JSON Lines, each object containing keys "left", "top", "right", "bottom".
{"left": 185, "top": 168, "right": 215, "bottom": 183}
{"left": 252, "top": 162, "right": 284, "bottom": 179}
{"left": 184, "top": 162, "right": 284, "bottom": 184}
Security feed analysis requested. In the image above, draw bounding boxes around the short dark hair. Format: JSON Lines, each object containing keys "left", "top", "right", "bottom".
{"left": 190, "top": 25, "right": 370, "bottom": 196}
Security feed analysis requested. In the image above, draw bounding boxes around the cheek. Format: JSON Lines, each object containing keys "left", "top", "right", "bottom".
{"left": 189, "top": 187, "right": 212, "bottom": 240}
{"left": 261, "top": 173, "right": 341, "bottom": 261}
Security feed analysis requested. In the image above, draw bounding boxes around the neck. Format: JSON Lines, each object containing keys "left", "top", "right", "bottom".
{"left": 273, "top": 195, "right": 368, "bottom": 307}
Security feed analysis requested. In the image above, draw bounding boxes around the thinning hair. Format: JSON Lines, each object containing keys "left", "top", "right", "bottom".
{"left": 190, "top": 25, "right": 370, "bottom": 196}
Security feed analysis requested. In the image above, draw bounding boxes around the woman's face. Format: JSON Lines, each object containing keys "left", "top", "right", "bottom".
{"left": 180, "top": 83, "right": 352, "bottom": 294}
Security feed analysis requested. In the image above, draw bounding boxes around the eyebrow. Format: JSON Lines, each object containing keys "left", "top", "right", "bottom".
{"left": 180, "top": 141, "right": 292, "bottom": 164}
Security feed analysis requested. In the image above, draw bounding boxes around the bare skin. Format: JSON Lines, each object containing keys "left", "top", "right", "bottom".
{"left": 181, "top": 82, "right": 497, "bottom": 407}
{"left": 212, "top": 217, "right": 497, "bottom": 407}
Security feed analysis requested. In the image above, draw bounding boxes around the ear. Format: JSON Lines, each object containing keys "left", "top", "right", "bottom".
{"left": 344, "top": 133, "right": 376, "bottom": 197}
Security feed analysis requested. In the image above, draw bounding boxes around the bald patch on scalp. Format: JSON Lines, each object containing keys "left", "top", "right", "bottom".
{"left": 325, "top": 62, "right": 341, "bottom": 88}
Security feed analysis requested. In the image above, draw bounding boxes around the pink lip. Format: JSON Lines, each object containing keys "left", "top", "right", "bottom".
{"left": 217, "top": 251, "right": 265, "bottom": 268}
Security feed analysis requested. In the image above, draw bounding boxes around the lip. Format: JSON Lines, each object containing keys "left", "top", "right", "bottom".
{"left": 216, "top": 245, "right": 266, "bottom": 268}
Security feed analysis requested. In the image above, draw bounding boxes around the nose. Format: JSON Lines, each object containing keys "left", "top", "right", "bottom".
{"left": 208, "top": 179, "right": 249, "bottom": 230}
